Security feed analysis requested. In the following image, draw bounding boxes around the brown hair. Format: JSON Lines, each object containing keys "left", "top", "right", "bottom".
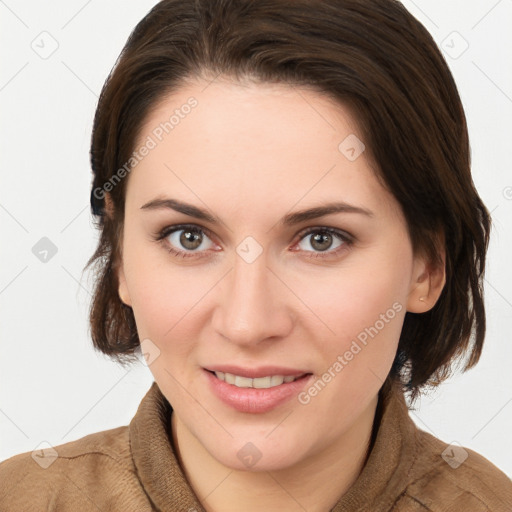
{"left": 86, "top": 0, "right": 491, "bottom": 397}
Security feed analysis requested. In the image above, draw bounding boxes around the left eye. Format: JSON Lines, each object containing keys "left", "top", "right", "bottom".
{"left": 296, "top": 229, "right": 347, "bottom": 253}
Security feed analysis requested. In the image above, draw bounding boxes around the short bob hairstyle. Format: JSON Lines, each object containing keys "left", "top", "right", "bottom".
{"left": 86, "top": 0, "right": 491, "bottom": 398}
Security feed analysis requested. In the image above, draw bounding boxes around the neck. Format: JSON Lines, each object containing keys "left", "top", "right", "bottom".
{"left": 171, "top": 396, "right": 379, "bottom": 512}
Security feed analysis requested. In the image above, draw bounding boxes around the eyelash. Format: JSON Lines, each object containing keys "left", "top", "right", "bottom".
{"left": 154, "top": 224, "right": 354, "bottom": 260}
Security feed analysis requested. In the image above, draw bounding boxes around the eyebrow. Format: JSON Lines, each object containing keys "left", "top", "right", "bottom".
{"left": 140, "top": 197, "right": 374, "bottom": 226}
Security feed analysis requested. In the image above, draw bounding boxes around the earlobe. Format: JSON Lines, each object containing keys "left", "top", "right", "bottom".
{"left": 117, "top": 264, "right": 132, "bottom": 307}
{"left": 407, "top": 257, "right": 446, "bottom": 314}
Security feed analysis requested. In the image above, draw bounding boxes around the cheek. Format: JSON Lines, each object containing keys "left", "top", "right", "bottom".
{"left": 129, "top": 271, "right": 200, "bottom": 345}
{"left": 292, "top": 242, "right": 412, "bottom": 393}
{"left": 296, "top": 248, "right": 411, "bottom": 339}
{"left": 121, "top": 233, "right": 199, "bottom": 350}
{"left": 294, "top": 284, "right": 406, "bottom": 418}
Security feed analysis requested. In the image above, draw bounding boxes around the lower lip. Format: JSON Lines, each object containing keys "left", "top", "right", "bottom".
{"left": 204, "top": 370, "right": 312, "bottom": 414}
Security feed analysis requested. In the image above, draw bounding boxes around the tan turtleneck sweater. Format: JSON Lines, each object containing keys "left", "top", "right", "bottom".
{"left": 0, "top": 381, "right": 510, "bottom": 511}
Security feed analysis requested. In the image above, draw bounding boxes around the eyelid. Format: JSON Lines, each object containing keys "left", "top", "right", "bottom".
{"left": 157, "top": 223, "right": 216, "bottom": 242}
{"left": 294, "top": 225, "right": 353, "bottom": 244}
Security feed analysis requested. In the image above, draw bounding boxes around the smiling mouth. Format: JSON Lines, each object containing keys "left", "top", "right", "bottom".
{"left": 210, "top": 371, "right": 310, "bottom": 389}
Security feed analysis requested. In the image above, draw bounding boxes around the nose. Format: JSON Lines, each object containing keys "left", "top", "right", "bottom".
{"left": 211, "top": 251, "right": 294, "bottom": 347}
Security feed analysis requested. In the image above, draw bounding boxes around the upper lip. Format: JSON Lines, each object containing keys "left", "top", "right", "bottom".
{"left": 204, "top": 365, "right": 310, "bottom": 379}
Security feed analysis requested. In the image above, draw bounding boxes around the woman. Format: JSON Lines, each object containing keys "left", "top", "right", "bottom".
{"left": 1, "top": 0, "right": 511, "bottom": 510}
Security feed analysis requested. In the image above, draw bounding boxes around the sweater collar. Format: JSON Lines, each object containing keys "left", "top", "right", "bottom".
{"left": 130, "top": 381, "right": 204, "bottom": 511}
{"left": 331, "top": 382, "right": 419, "bottom": 511}
{"left": 130, "top": 381, "right": 418, "bottom": 511}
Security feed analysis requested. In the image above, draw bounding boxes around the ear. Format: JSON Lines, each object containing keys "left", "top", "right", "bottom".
{"left": 104, "top": 192, "right": 115, "bottom": 219}
{"left": 105, "top": 192, "right": 133, "bottom": 307}
{"left": 117, "top": 262, "right": 132, "bottom": 307}
{"left": 406, "top": 244, "right": 446, "bottom": 314}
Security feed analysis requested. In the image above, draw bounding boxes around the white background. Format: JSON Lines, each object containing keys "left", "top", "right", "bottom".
{"left": 1, "top": 0, "right": 511, "bottom": 477}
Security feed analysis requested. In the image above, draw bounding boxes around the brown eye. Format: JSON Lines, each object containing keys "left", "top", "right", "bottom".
{"left": 309, "top": 232, "right": 334, "bottom": 251}
{"left": 297, "top": 227, "right": 354, "bottom": 258}
{"left": 164, "top": 226, "right": 215, "bottom": 253}
{"left": 179, "top": 229, "right": 203, "bottom": 250}
{"left": 297, "top": 228, "right": 348, "bottom": 254}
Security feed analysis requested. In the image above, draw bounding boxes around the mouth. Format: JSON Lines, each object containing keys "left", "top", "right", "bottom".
{"left": 204, "top": 367, "right": 313, "bottom": 413}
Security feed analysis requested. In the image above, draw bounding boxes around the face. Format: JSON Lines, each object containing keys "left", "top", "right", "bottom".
{"left": 117, "top": 77, "right": 429, "bottom": 472}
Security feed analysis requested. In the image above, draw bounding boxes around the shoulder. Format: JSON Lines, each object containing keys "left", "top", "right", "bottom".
{"left": 397, "top": 428, "right": 512, "bottom": 511}
{"left": 0, "top": 426, "right": 151, "bottom": 511}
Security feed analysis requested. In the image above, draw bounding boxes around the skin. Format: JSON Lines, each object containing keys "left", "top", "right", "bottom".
{"left": 115, "top": 76, "right": 445, "bottom": 511}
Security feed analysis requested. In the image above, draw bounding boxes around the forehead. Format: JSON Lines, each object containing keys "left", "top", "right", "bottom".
{"left": 127, "top": 77, "right": 398, "bottom": 222}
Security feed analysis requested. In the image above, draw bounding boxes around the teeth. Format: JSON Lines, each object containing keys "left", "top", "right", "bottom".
{"left": 270, "top": 375, "right": 284, "bottom": 386}
{"left": 214, "top": 371, "right": 301, "bottom": 389}
{"left": 253, "top": 376, "right": 272, "bottom": 388}
{"left": 234, "top": 376, "right": 253, "bottom": 388}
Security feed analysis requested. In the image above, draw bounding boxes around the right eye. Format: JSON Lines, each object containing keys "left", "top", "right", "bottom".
{"left": 157, "top": 224, "right": 219, "bottom": 259}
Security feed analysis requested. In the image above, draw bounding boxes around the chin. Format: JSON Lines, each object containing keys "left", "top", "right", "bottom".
{"left": 203, "top": 430, "right": 311, "bottom": 473}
